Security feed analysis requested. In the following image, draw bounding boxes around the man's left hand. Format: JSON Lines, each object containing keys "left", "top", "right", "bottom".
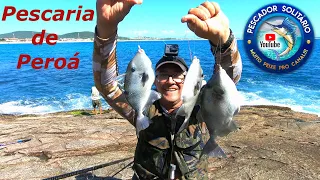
{"left": 181, "top": 1, "right": 230, "bottom": 46}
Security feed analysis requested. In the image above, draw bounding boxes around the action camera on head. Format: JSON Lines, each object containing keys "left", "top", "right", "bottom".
{"left": 164, "top": 44, "right": 179, "bottom": 56}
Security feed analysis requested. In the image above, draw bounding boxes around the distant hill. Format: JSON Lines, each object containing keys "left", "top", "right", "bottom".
{"left": 0, "top": 31, "right": 133, "bottom": 40}
{"left": 0, "top": 31, "right": 48, "bottom": 39}
{"left": 0, "top": 31, "right": 94, "bottom": 39}
{"left": 0, "top": 31, "right": 204, "bottom": 40}
{"left": 60, "top": 32, "right": 93, "bottom": 39}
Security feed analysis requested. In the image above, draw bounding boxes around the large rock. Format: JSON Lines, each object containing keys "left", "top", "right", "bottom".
{"left": 0, "top": 106, "right": 319, "bottom": 180}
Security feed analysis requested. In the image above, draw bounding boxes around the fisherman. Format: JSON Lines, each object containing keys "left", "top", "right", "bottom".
{"left": 93, "top": 0, "right": 242, "bottom": 179}
{"left": 91, "top": 86, "right": 102, "bottom": 115}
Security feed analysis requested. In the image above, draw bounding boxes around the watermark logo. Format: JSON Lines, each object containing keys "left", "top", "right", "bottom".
{"left": 244, "top": 3, "right": 314, "bottom": 73}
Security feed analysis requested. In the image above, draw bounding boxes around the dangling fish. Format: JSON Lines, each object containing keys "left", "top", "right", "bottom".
{"left": 198, "top": 64, "right": 240, "bottom": 158}
{"left": 175, "top": 56, "right": 203, "bottom": 133}
{"left": 124, "top": 46, "right": 161, "bottom": 137}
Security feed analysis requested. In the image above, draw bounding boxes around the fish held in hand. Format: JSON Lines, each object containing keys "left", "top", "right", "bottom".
{"left": 176, "top": 56, "right": 203, "bottom": 133}
{"left": 198, "top": 64, "right": 240, "bottom": 157}
{"left": 124, "top": 46, "right": 161, "bottom": 137}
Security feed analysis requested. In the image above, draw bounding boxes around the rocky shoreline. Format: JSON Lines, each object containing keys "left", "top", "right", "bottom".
{"left": 0, "top": 105, "right": 319, "bottom": 180}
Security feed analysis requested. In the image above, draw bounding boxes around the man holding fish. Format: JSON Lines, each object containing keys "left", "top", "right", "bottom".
{"left": 93, "top": 0, "right": 242, "bottom": 179}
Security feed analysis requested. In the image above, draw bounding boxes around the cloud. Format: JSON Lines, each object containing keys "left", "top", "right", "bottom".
{"left": 161, "top": 30, "right": 175, "bottom": 34}
{"left": 132, "top": 30, "right": 149, "bottom": 36}
{"left": 184, "top": 30, "right": 193, "bottom": 34}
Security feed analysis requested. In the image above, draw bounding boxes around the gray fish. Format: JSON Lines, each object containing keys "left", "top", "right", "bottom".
{"left": 198, "top": 64, "right": 240, "bottom": 157}
{"left": 176, "top": 56, "right": 203, "bottom": 133}
{"left": 124, "top": 46, "right": 161, "bottom": 137}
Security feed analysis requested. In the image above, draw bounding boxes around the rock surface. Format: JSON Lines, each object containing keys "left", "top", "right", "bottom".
{"left": 0, "top": 106, "right": 319, "bottom": 180}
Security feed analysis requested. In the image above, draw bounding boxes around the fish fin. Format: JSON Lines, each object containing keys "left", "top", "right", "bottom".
{"left": 116, "top": 73, "right": 126, "bottom": 80}
{"left": 282, "top": 17, "right": 296, "bottom": 35}
{"left": 136, "top": 114, "right": 150, "bottom": 138}
{"left": 201, "top": 79, "right": 207, "bottom": 88}
{"left": 138, "top": 45, "right": 145, "bottom": 53}
{"left": 268, "top": 49, "right": 280, "bottom": 61}
{"left": 194, "top": 81, "right": 202, "bottom": 96}
{"left": 176, "top": 105, "right": 186, "bottom": 118}
{"left": 142, "top": 90, "right": 161, "bottom": 114}
{"left": 141, "top": 73, "right": 149, "bottom": 87}
{"left": 229, "top": 120, "right": 239, "bottom": 131}
{"left": 212, "top": 88, "right": 224, "bottom": 100}
{"left": 116, "top": 73, "right": 126, "bottom": 91}
{"left": 234, "top": 105, "right": 241, "bottom": 116}
{"left": 147, "top": 90, "right": 161, "bottom": 105}
{"left": 202, "top": 137, "right": 227, "bottom": 158}
{"left": 216, "top": 119, "right": 239, "bottom": 137}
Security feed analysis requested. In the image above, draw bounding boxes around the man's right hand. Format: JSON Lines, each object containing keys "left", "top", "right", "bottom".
{"left": 96, "top": 0, "right": 143, "bottom": 38}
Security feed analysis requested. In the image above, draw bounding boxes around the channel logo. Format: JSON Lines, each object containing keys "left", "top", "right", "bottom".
{"left": 244, "top": 3, "right": 314, "bottom": 73}
{"left": 265, "top": 33, "right": 275, "bottom": 41}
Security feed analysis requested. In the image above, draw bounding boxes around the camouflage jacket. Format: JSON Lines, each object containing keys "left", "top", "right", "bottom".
{"left": 133, "top": 100, "right": 209, "bottom": 179}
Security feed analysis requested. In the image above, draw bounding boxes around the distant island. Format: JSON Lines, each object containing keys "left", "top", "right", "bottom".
{"left": 0, "top": 31, "right": 200, "bottom": 43}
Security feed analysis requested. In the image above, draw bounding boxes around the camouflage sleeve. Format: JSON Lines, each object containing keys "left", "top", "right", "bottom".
{"left": 211, "top": 30, "right": 242, "bottom": 84}
{"left": 92, "top": 27, "right": 135, "bottom": 126}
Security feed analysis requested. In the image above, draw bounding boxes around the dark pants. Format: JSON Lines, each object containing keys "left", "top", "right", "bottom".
{"left": 92, "top": 99, "right": 101, "bottom": 108}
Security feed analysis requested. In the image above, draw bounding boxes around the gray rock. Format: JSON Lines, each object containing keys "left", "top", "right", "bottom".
{"left": 0, "top": 107, "right": 319, "bottom": 180}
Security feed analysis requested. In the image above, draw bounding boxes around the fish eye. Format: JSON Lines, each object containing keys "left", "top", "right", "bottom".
{"left": 131, "top": 67, "right": 135, "bottom": 72}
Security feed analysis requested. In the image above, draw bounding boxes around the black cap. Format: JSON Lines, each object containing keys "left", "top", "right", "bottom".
{"left": 155, "top": 56, "right": 188, "bottom": 72}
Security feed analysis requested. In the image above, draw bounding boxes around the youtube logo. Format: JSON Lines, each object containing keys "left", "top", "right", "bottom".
{"left": 265, "top": 33, "right": 276, "bottom": 41}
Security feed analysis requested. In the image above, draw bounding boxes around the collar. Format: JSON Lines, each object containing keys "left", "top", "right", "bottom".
{"left": 160, "top": 104, "right": 179, "bottom": 118}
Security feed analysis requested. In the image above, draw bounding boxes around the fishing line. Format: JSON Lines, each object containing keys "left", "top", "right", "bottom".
{"left": 185, "top": 0, "right": 199, "bottom": 62}
{"left": 185, "top": 28, "right": 195, "bottom": 61}
{"left": 162, "top": 40, "right": 167, "bottom": 45}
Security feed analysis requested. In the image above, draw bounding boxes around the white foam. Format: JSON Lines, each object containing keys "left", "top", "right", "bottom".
{"left": 0, "top": 100, "right": 53, "bottom": 115}
{"left": 239, "top": 91, "right": 320, "bottom": 117}
{"left": 0, "top": 93, "right": 109, "bottom": 115}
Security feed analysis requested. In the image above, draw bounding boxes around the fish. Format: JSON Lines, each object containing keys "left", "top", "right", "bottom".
{"left": 198, "top": 64, "right": 240, "bottom": 157}
{"left": 176, "top": 56, "right": 203, "bottom": 133}
{"left": 265, "top": 17, "right": 297, "bottom": 61}
{"left": 124, "top": 46, "right": 161, "bottom": 137}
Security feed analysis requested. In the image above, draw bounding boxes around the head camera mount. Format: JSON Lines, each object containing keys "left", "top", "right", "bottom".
{"left": 164, "top": 44, "right": 179, "bottom": 56}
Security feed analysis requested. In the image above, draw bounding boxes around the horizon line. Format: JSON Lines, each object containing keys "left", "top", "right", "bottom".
{"left": 1, "top": 31, "right": 319, "bottom": 39}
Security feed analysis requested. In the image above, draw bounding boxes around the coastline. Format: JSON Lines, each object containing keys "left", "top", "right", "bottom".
{"left": 1, "top": 38, "right": 318, "bottom": 44}
{"left": 1, "top": 105, "right": 319, "bottom": 117}
{"left": 0, "top": 40, "right": 93, "bottom": 44}
{"left": 0, "top": 38, "right": 208, "bottom": 45}
{"left": 0, "top": 105, "right": 319, "bottom": 179}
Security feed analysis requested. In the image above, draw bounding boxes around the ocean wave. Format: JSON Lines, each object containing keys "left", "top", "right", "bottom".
{"left": 0, "top": 100, "right": 54, "bottom": 115}
{"left": 1, "top": 91, "right": 318, "bottom": 117}
{"left": 0, "top": 93, "right": 109, "bottom": 115}
{"left": 239, "top": 91, "right": 320, "bottom": 116}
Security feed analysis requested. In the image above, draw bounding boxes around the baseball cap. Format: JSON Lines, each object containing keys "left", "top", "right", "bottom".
{"left": 155, "top": 56, "right": 188, "bottom": 72}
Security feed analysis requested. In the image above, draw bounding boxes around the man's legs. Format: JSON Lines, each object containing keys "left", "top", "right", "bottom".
{"left": 92, "top": 100, "right": 97, "bottom": 115}
{"left": 97, "top": 100, "right": 102, "bottom": 114}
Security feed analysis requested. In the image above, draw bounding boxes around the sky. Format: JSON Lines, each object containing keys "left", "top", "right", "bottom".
{"left": 0, "top": 0, "right": 319, "bottom": 39}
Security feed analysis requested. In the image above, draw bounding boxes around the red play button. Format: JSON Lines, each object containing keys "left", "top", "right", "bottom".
{"left": 265, "top": 33, "right": 276, "bottom": 41}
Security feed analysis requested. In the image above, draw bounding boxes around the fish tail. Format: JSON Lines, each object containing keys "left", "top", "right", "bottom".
{"left": 202, "top": 136, "right": 227, "bottom": 158}
{"left": 176, "top": 106, "right": 190, "bottom": 133}
{"left": 268, "top": 49, "right": 280, "bottom": 61}
{"left": 136, "top": 114, "right": 150, "bottom": 138}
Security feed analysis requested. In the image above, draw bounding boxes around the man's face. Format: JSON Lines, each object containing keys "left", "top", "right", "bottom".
{"left": 155, "top": 64, "right": 185, "bottom": 105}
